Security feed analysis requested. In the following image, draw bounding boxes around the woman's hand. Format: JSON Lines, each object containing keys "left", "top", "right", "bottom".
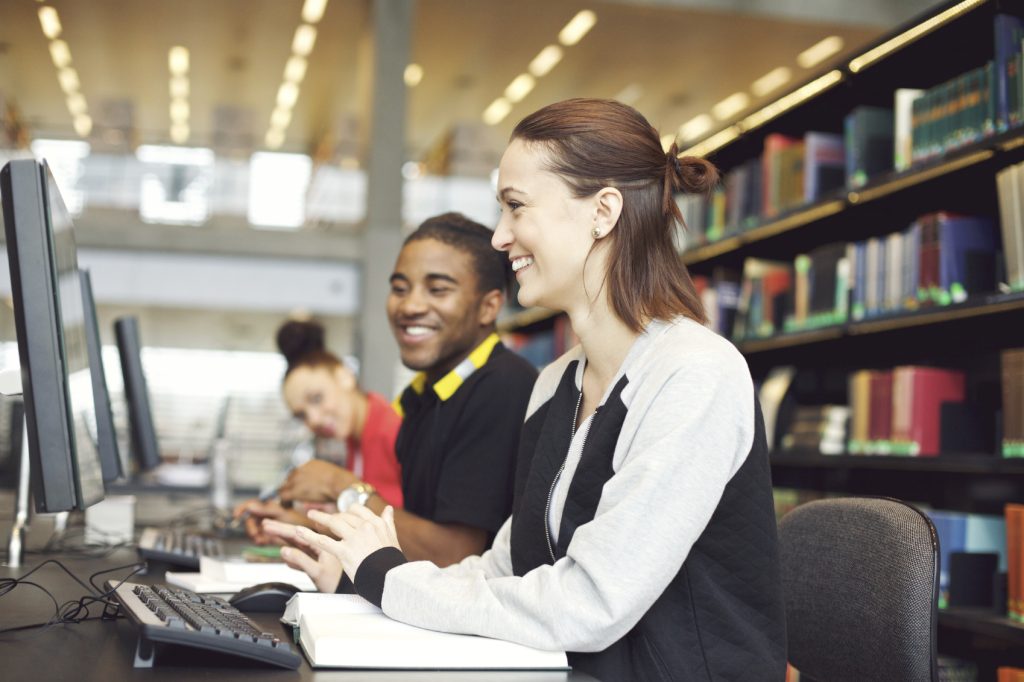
{"left": 261, "top": 519, "right": 344, "bottom": 593}
{"left": 297, "top": 505, "right": 400, "bottom": 581}
{"left": 277, "top": 460, "right": 357, "bottom": 504}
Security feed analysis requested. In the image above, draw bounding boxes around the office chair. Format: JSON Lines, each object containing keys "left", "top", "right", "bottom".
{"left": 778, "top": 497, "right": 939, "bottom": 682}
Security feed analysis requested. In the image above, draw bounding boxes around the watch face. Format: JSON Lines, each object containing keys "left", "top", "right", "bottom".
{"left": 337, "top": 488, "right": 359, "bottom": 512}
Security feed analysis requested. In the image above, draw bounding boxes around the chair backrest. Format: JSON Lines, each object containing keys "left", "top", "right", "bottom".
{"left": 778, "top": 497, "right": 939, "bottom": 682}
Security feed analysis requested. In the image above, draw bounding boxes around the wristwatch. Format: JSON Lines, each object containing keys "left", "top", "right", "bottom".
{"left": 336, "top": 481, "right": 377, "bottom": 512}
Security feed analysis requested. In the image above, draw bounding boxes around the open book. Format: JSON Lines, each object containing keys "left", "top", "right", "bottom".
{"left": 282, "top": 593, "right": 569, "bottom": 670}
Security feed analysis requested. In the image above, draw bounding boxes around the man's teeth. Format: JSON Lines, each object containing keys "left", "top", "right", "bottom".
{"left": 405, "top": 326, "right": 433, "bottom": 337}
{"left": 512, "top": 256, "right": 534, "bottom": 272}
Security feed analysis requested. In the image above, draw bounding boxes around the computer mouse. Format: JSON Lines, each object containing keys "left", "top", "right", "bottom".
{"left": 228, "top": 581, "right": 301, "bottom": 612}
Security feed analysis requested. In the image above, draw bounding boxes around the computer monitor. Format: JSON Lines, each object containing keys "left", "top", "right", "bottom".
{"left": 0, "top": 396, "right": 23, "bottom": 490}
{"left": 1, "top": 159, "right": 105, "bottom": 512}
{"left": 113, "top": 316, "right": 162, "bottom": 472}
{"left": 80, "top": 270, "right": 124, "bottom": 482}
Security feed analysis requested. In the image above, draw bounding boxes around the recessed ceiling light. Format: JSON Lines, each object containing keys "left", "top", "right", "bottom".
{"left": 277, "top": 82, "right": 300, "bottom": 109}
{"left": 38, "top": 6, "right": 61, "bottom": 39}
{"left": 170, "top": 76, "right": 189, "bottom": 99}
{"left": 170, "top": 123, "right": 189, "bottom": 144}
{"left": 72, "top": 114, "right": 92, "bottom": 137}
{"left": 292, "top": 25, "right": 317, "bottom": 57}
{"left": 504, "top": 74, "right": 535, "bottom": 103}
{"left": 559, "top": 10, "right": 597, "bottom": 46}
{"left": 614, "top": 83, "right": 643, "bottom": 105}
{"left": 265, "top": 128, "right": 285, "bottom": 150}
{"left": 271, "top": 107, "right": 292, "bottom": 129}
{"left": 678, "top": 114, "right": 712, "bottom": 141}
{"left": 752, "top": 67, "right": 792, "bottom": 97}
{"left": 404, "top": 63, "right": 423, "bottom": 87}
{"left": 301, "top": 0, "right": 328, "bottom": 24}
{"left": 711, "top": 92, "right": 749, "bottom": 121}
{"left": 284, "top": 56, "right": 307, "bottom": 84}
{"left": 49, "top": 40, "right": 71, "bottom": 69}
{"left": 483, "top": 98, "right": 512, "bottom": 126}
{"left": 170, "top": 99, "right": 190, "bottom": 123}
{"left": 57, "top": 67, "right": 80, "bottom": 94}
{"left": 797, "top": 36, "right": 844, "bottom": 69}
{"left": 169, "top": 46, "right": 189, "bottom": 76}
{"left": 528, "top": 45, "right": 563, "bottom": 78}
{"left": 66, "top": 92, "right": 87, "bottom": 116}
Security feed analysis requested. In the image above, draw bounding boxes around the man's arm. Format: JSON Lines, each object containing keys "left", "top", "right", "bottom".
{"left": 364, "top": 494, "right": 487, "bottom": 566}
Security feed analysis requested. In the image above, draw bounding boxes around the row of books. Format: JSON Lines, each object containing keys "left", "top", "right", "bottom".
{"left": 779, "top": 404, "right": 848, "bottom": 455}
{"left": 1004, "top": 348, "right": 1024, "bottom": 458}
{"left": 716, "top": 209, "right": 1001, "bottom": 342}
{"left": 1007, "top": 504, "right": 1024, "bottom": 623}
{"left": 848, "top": 366, "right": 966, "bottom": 457}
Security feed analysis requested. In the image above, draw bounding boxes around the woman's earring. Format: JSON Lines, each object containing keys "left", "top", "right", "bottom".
{"left": 592, "top": 227, "right": 602, "bottom": 239}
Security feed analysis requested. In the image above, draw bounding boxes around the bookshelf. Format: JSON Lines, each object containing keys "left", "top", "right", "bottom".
{"left": 680, "top": 0, "right": 1024, "bottom": 676}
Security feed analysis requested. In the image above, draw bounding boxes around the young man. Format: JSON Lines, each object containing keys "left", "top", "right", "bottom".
{"left": 240, "top": 213, "right": 537, "bottom": 567}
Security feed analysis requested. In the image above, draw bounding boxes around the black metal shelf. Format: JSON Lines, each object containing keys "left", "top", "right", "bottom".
{"left": 939, "top": 609, "right": 1024, "bottom": 645}
{"left": 771, "top": 452, "right": 1024, "bottom": 474}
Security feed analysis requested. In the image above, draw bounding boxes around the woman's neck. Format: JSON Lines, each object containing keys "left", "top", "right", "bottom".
{"left": 566, "top": 297, "right": 640, "bottom": 397}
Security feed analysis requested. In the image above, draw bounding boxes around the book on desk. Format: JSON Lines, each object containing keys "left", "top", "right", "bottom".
{"left": 165, "top": 555, "right": 317, "bottom": 593}
{"left": 282, "top": 593, "right": 570, "bottom": 670}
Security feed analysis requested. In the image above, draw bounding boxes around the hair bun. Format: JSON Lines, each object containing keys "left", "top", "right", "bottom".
{"left": 675, "top": 155, "right": 719, "bottom": 195}
{"left": 276, "top": 319, "right": 326, "bottom": 368}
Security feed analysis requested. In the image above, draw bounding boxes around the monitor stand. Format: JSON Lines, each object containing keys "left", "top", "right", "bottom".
{"left": 1, "top": 367, "right": 30, "bottom": 568}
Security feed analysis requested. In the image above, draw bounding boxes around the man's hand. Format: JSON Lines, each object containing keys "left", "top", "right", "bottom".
{"left": 277, "top": 460, "right": 358, "bottom": 504}
{"left": 298, "top": 506, "right": 400, "bottom": 581}
{"left": 232, "top": 498, "right": 311, "bottom": 545}
{"left": 262, "top": 519, "right": 344, "bottom": 593}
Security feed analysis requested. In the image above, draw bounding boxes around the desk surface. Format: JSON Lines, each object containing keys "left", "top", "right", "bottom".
{"left": 1, "top": 548, "right": 596, "bottom": 681}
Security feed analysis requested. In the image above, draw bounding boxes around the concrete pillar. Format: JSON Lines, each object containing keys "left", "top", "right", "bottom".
{"left": 357, "top": 0, "right": 413, "bottom": 396}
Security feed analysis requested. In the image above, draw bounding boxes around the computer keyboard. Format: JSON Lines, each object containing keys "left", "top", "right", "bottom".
{"left": 136, "top": 527, "right": 225, "bottom": 570}
{"left": 110, "top": 581, "right": 301, "bottom": 669}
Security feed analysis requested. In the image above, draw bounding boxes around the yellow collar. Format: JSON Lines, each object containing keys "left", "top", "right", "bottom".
{"left": 393, "top": 332, "right": 501, "bottom": 415}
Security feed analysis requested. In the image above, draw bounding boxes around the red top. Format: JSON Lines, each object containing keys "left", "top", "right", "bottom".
{"left": 346, "top": 392, "right": 403, "bottom": 508}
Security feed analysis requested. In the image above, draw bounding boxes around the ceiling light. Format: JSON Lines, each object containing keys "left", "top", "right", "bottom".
{"left": 57, "top": 68, "right": 80, "bottom": 94}
{"left": 170, "top": 123, "right": 189, "bottom": 144}
{"left": 38, "top": 6, "right": 61, "bottom": 39}
{"left": 169, "top": 46, "right": 190, "bottom": 76}
{"left": 170, "top": 76, "right": 189, "bottom": 99}
{"left": 170, "top": 99, "right": 190, "bottom": 123}
{"left": 404, "top": 63, "right": 423, "bottom": 87}
{"left": 49, "top": 40, "right": 71, "bottom": 69}
{"left": 72, "top": 114, "right": 92, "bottom": 137}
{"left": 559, "top": 10, "right": 597, "bottom": 46}
{"left": 711, "top": 92, "right": 749, "bottom": 121}
{"left": 660, "top": 134, "right": 676, "bottom": 153}
{"left": 277, "top": 82, "right": 300, "bottom": 109}
{"left": 679, "top": 114, "right": 713, "bottom": 141}
{"left": 301, "top": 0, "right": 328, "bottom": 24}
{"left": 284, "top": 56, "right": 307, "bottom": 83}
{"left": 614, "top": 83, "right": 643, "bottom": 105}
{"left": 797, "top": 36, "right": 844, "bottom": 69}
{"left": 271, "top": 107, "right": 292, "bottom": 129}
{"left": 66, "top": 93, "right": 87, "bottom": 116}
{"left": 528, "top": 45, "right": 563, "bottom": 77}
{"left": 504, "top": 74, "right": 535, "bottom": 103}
{"left": 752, "top": 67, "right": 792, "bottom": 97}
{"left": 265, "top": 128, "right": 285, "bottom": 150}
{"left": 483, "top": 98, "right": 512, "bottom": 126}
{"left": 292, "top": 25, "right": 317, "bottom": 56}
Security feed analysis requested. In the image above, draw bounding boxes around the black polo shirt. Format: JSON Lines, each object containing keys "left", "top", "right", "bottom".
{"left": 394, "top": 335, "right": 537, "bottom": 539}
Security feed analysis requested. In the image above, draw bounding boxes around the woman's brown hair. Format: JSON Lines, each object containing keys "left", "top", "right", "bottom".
{"left": 276, "top": 319, "right": 341, "bottom": 379}
{"left": 511, "top": 98, "right": 718, "bottom": 331}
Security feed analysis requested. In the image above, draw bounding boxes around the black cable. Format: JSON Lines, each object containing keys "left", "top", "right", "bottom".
{"left": 0, "top": 559, "right": 142, "bottom": 637}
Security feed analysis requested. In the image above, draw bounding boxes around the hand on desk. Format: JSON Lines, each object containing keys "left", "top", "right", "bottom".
{"left": 262, "top": 518, "right": 345, "bottom": 593}
{"left": 277, "top": 459, "right": 358, "bottom": 505}
{"left": 232, "top": 498, "right": 312, "bottom": 545}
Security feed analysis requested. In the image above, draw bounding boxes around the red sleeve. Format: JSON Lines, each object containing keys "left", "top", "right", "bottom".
{"left": 359, "top": 393, "right": 404, "bottom": 508}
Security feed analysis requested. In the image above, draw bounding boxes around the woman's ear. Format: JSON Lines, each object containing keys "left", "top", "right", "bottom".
{"left": 593, "top": 186, "right": 624, "bottom": 238}
{"left": 334, "top": 364, "right": 357, "bottom": 391}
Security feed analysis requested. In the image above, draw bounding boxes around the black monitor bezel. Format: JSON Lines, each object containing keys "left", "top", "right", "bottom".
{"left": 80, "top": 270, "right": 124, "bottom": 482}
{"left": 113, "top": 316, "right": 162, "bottom": 472}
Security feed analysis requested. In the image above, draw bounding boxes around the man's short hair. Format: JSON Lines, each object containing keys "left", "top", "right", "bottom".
{"left": 404, "top": 213, "right": 512, "bottom": 297}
